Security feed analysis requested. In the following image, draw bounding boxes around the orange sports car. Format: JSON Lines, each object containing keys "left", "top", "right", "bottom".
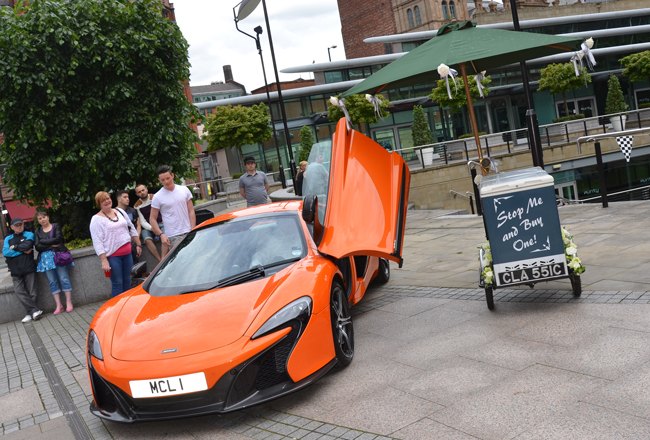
{"left": 86, "top": 119, "right": 411, "bottom": 422}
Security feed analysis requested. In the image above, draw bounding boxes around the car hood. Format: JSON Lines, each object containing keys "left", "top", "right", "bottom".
{"left": 110, "top": 276, "right": 282, "bottom": 361}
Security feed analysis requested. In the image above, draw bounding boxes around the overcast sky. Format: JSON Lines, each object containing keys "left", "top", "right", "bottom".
{"left": 173, "top": 0, "right": 345, "bottom": 91}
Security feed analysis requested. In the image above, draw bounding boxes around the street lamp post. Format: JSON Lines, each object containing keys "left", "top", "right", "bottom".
{"left": 0, "top": 165, "right": 8, "bottom": 238}
{"left": 236, "top": 0, "right": 297, "bottom": 183}
{"left": 327, "top": 45, "right": 337, "bottom": 62}
{"left": 233, "top": 11, "right": 287, "bottom": 188}
{"left": 509, "top": 0, "right": 544, "bottom": 168}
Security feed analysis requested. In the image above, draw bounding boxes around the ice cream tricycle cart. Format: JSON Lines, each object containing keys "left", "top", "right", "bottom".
{"left": 478, "top": 167, "right": 581, "bottom": 310}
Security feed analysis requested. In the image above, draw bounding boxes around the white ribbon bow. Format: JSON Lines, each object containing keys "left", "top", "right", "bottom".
{"left": 437, "top": 63, "right": 458, "bottom": 99}
{"left": 571, "top": 37, "right": 596, "bottom": 76}
{"left": 329, "top": 96, "right": 351, "bottom": 130}
{"left": 475, "top": 71, "right": 487, "bottom": 98}
{"left": 365, "top": 94, "right": 384, "bottom": 119}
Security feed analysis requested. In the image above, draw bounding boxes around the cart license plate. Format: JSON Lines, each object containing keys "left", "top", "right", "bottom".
{"left": 498, "top": 263, "right": 567, "bottom": 286}
{"left": 130, "top": 372, "right": 208, "bottom": 398}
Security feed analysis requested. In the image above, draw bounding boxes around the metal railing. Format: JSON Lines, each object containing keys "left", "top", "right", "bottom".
{"left": 394, "top": 107, "right": 650, "bottom": 171}
{"left": 186, "top": 170, "right": 288, "bottom": 206}
{"left": 449, "top": 189, "right": 475, "bottom": 214}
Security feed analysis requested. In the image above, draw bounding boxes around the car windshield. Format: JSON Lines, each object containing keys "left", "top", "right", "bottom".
{"left": 302, "top": 140, "right": 332, "bottom": 225}
{"left": 145, "top": 213, "right": 307, "bottom": 297}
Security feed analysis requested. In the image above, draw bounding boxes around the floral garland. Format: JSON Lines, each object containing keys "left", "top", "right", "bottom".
{"left": 479, "top": 226, "right": 585, "bottom": 287}
{"left": 562, "top": 226, "right": 586, "bottom": 275}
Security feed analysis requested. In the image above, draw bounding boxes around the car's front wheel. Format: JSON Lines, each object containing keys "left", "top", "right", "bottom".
{"left": 330, "top": 281, "right": 354, "bottom": 368}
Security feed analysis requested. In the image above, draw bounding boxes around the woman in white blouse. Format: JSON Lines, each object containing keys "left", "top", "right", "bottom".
{"left": 89, "top": 191, "right": 142, "bottom": 297}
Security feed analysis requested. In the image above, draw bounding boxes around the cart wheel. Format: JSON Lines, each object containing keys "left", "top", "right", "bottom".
{"left": 570, "top": 272, "right": 582, "bottom": 297}
{"left": 485, "top": 286, "right": 495, "bottom": 310}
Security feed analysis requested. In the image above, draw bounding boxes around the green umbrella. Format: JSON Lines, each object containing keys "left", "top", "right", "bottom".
{"left": 343, "top": 21, "right": 583, "bottom": 162}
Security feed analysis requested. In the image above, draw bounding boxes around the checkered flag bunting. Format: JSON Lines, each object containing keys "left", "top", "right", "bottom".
{"left": 616, "top": 135, "right": 633, "bottom": 162}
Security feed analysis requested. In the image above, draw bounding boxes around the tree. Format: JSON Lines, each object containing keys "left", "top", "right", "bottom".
{"left": 327, "top": 94, "right": 389, "bottom": 126}
{"left": 620, "top": 50, "right": 650, "bottom": 83}
{"left": 411, "top": 105, "right": 433, "bottom": 146}
{"left": 429, "top": 74, "right": 491, "bottom": 113}
{"left": 538, "top": 63, "right": 591, "bottom": 117}
{"left": 605, "top": 75, "right": 628, "bottom": 115}
{"left": 0, "top": 0, "right": 199, "bottom": 207}
{"left": 204, "top": 103, "right": 272, "bottom": 155}
{"left": 298, "top": 125, "right": 314, "bottom": 162}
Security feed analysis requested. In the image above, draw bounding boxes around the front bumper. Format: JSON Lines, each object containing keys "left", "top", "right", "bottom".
{"left": 89, "top": 327, "right": 336, "bottom": 423}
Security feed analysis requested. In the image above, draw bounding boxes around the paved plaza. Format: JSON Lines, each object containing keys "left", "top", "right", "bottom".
{"left": 2, "top": 202, "right": 650, "bottom": 439}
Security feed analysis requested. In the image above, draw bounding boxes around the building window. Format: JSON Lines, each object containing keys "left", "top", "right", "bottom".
{"left": 324, "top": 70, "right": 345, "bottom": 84}
{"left": 449, "top": 1, "right": 456, "bottom": 19}
{"left": 442, "top": 1, "right": 449, "bottom": 20}
{"left": 407, "top": 8, "right": 414, "bottom": 28}
{"left": 414, "top": 6, "right": 422, "bottom": 26}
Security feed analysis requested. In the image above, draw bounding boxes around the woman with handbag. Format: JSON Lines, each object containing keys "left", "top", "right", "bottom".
{"left": 34, "top": 209, "right": 74, "bottom": 314}
{"left": 89, "top": 191, "right": 142, "bottom": 297}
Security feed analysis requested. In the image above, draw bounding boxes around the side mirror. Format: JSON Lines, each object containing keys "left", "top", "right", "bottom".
{"left": 302, "top": 194, "right": 324, "bottom": 245}
{"left": 130, "top": 261, "right": 147, "bottom": 278}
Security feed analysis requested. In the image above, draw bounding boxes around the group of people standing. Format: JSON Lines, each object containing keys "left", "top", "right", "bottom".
{"left": 3, "top": 211, "right": 74, "bottom": 323}
{"left": 90, "top": 165, "right": 196, "bottom": 298}
{"left": 4, "top": 159, "right": 274, "bottom": 324}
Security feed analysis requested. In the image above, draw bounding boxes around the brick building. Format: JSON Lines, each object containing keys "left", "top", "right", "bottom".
{"left": 337, "top": 0, "right": 472, "bottom": 59}
{"left": 337, "top": 0, "right": 397, "bottom": 58}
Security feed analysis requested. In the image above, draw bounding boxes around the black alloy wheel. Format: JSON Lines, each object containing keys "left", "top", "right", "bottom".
{"left": 330, "top": 281, "right": 354, "bottom": 368}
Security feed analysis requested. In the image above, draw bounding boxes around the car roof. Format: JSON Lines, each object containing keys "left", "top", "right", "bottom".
{"left": 198, "top": 200, "right": 303, "bottom": 228}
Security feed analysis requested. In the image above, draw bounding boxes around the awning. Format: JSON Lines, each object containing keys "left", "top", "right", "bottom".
{"left": 5, "top": 200, "right": 38, "bottom": 222}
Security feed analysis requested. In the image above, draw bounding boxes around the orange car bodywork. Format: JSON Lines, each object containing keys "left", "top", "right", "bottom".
{"left": 320, "top": 119, "right": 411, "bottom": 266}
{"left": 87, "top": 119, "right": 411, "bottom": 422}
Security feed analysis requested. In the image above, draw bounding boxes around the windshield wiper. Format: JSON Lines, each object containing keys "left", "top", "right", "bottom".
{"left": 215, "top": 265, "right": 266, "bottom": 289}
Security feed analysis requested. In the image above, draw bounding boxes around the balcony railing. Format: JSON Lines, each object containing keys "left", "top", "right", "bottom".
{"left": 397, "top": 108, "right": 650, "bottom": 170}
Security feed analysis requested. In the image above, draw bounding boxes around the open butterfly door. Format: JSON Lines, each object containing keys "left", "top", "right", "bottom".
{"left": 317, "top": 118, "right": 410, "bottom": 266}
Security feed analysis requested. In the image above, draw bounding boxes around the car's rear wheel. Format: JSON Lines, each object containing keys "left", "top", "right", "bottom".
{"left": 330, "top": 281, "right": 354, "bottom": 368}
{"left": 375, "top": 258, "right": 390, "bottom": 284}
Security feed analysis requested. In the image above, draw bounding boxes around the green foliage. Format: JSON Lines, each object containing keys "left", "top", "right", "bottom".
{"left": 327, "top": 94, "right": 389, "bottom": 126}
{"left": 204, "top": 103, "right": 272, "bottom": 152}
{"left": 604, "top": 75, "right": 628, "bottom": 115}
{"left": 66, "top": 238, "right": 93, "bottom": 250}
{"left": 0, "top": 0, "right": 199, "bottom": 207}
{"left": 620, "top": 50, "right": 650, "bottom": 83}
{"left": 411, "top": 105, "right": 433, "bottom": 146}
{"left": 429, "top": 74, "right": 491, "bottom": 114}
{"left": 538, "top": 63, "right": 591, "bottom": 116}
{"left": 298, "top": 126, "right": 315, "bottom": 162}
{"left": 232, "top": 172, "right": 243, "bottom": 179}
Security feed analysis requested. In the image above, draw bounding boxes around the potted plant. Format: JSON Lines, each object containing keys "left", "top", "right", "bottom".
{"left": 605, "top": 75, "right": 628, "bottom": 131}
{"left": 412, "top": 105, "right": 434, "bottom": 166}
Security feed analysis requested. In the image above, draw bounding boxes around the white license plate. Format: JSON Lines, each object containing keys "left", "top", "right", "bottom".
{"left": 129, "top": 372, "right": 208, "bottom": 398}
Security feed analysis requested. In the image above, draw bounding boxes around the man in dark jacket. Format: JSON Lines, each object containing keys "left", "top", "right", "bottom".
{"left": 2, "top": 218, "right": 42, "bottom": 323}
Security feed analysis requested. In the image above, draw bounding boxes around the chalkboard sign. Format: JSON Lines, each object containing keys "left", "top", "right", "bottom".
{"left": 482, "top": 185, "right": 567, "bottom": 287}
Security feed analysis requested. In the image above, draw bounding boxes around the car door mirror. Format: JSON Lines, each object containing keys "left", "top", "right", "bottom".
{"left": 302, "top": 195, "right": 324, "bottom": 245}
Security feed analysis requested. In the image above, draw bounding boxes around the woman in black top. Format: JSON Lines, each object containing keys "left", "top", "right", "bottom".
{"left": 35, "top": 210, "right": 74, "bottom": 314}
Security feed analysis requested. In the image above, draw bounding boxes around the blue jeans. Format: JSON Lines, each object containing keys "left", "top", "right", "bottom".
{"left": 107, "top": 253, "right": 133, "bottom": 297}
{"left": 44, "top": 265, "right": 72, "bottom": 294}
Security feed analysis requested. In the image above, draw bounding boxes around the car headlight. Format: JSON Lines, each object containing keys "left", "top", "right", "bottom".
{"left": 87, "top": 329, "right": 103, "bottom": 360}
{"left": 252, "top": 296, "right": 312, "bottom": 340}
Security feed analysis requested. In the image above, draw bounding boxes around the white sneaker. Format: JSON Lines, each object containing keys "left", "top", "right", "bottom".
{"left": 31, "top": 310, "right": 43, "bottom": 321}
{"left": 21, "top": 315, "right": 32, "bottom": 323}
